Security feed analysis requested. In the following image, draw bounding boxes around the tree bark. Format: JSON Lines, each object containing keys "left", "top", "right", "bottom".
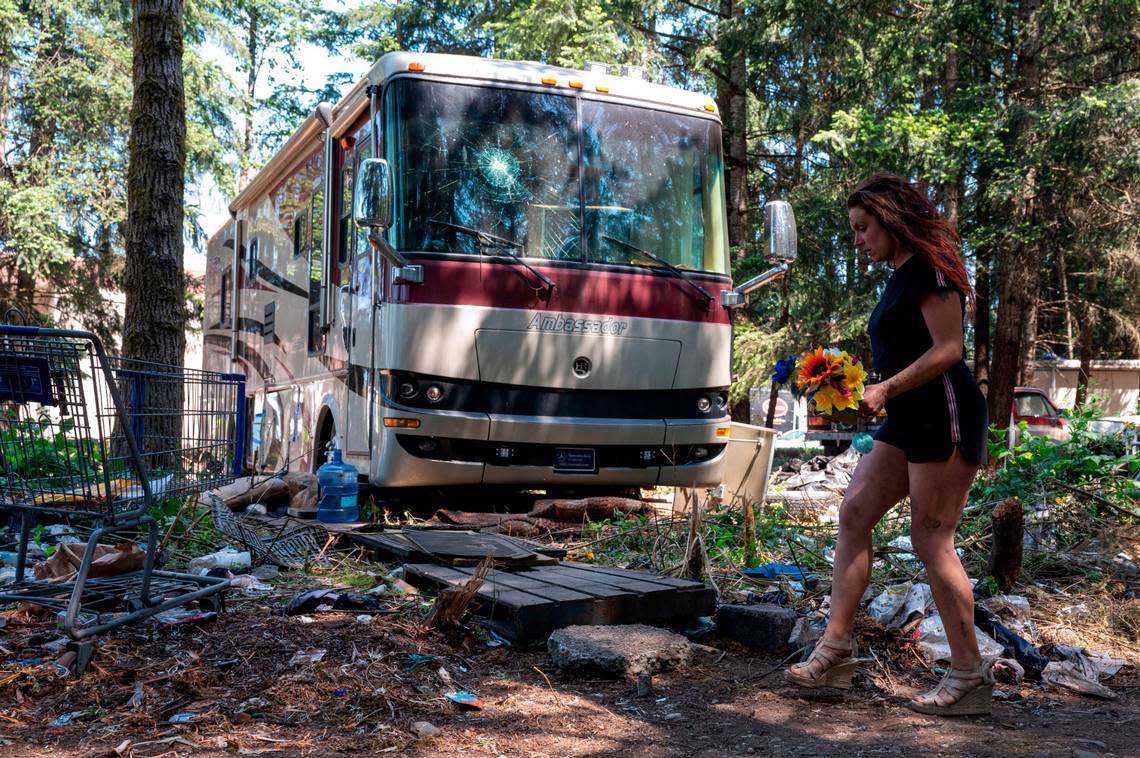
{"left": 986, "top": 0, "right": 1042, "bottom": 435}
{"left": 1058, "top": 247, "right": 1073, "bottom": 357}
{"left": 1019, "top": 286, "right": 1039, "bottom": 386}
{"left": 1075, "top": 265, "right": 1098, "bottom": 409}
{"left": 124, "top": 0, "right": 187, "bottom": 468}
{"left": 986, "top": 498, "right": 1024, "bottom": 593}
{"left": 241, "top": 6, "right": 259, "bottom": 190}
{"left": 718, "top": 0, "right": 748, "bottom": 257}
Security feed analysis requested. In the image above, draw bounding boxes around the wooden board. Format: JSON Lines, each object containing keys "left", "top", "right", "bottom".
{"left": 404, "top": 562, "right": 715, "bottom": 642}
{"left": 340, "top": 529, "right": 559, "bottom": 567}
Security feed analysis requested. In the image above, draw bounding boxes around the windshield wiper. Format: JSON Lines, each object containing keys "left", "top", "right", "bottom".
{"left": 602, "top": 235, "right": 712, "bottom": 304}
{"left": 431, "top": 219, "right": 555, "bottom": 292}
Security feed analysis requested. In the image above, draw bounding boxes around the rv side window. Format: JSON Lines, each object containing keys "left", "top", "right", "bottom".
{"left": 220, "top": 270, "right": 231, "bottom": 328}
{"left": 307, "top": 180, "right": 325, "bottom": 354}
{"left": 292, "top": 213, "right": 306, "bottom": 258}
{"left": 247, "top": 236, "right": 259, "bottom": 273}
{"left": 339, "top": 147, "right": 354, "bottom": 265}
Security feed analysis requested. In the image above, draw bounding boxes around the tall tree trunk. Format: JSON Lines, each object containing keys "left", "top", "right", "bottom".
{"left": 1075, "top": 264, "right": 1098, "bottom": 409}
{"left": 240, "top": 6, "right": 259, "bottom": 190}
{"left": 718, "top": 0, "right": 747, "bottom": 257}
{"left": 987, "top": 0, "right": 1042, "bottom": 435}
{"left": 124, "top": 0, "right": 187, "bottom": 471}
{"left": 1019, "top": 288, "right": 1038, "bottom": 386}
{"left": 1058, "top": 247, "right": 1074, "bottom": 357}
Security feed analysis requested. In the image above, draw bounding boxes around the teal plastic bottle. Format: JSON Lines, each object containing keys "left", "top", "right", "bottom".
{"left": 316, "top": 449, "right": 359, "bottom": 523}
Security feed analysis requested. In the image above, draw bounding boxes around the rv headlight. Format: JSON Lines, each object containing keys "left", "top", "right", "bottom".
{"left": 425, "top": 385, "right": 444, "bottom": 403}
{"left": 696, "top": 396, "right": 712, "bottom": 413}
{"left": 715, "top": 392, "right": 728, "bottom": 410}
{"left": 398, "top": 381, "right": 418, "bottom": 399}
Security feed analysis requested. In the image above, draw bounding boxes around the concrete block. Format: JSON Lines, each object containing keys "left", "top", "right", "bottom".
{"left": 547, "top": 624, "right": 693, "bottom": 677}
{"left": 715, "top": 603, "right": 796, "bottom": 654}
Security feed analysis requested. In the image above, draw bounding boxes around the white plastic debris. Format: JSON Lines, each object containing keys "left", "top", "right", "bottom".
{"left": 412, "top": 721, "right": 441, "bottom": 739}
{"left": 288, "top": 649, "right": 326, "bottom": 667}
{"left": 915, "top": 614, "right": 1004, "bottom": 662}
{"left": 228, "top": 574, "right": 273, "bottom": 595}
{"left": 980, "top": 595, "right": 1031, "bottom": 628}
{"left": 188, "top": 548, "right": 251, "bottom": 572}
{"left": 868, "top": 582, "right": 932, "bottom": 629}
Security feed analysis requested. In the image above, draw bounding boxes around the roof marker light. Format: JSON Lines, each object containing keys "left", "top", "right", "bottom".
{"left": 704, "top": 103, "right": 717, "bottom": 112}
{"left": 384, "top": 418, "right": 421, "bottom": 429}
{"left": 569, "top": 80, "right": 584, "bottom": 89}
{"left": 541, "top": 77, "right": 557, "bottom": 85}
{"left": 596, "top": 85, "right": 610, "bottom": 93}
{"left": 407, "top": 62, "right": 426, "bottom": 72}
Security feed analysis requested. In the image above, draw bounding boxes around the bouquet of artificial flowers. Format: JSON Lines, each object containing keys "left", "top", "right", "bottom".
{"left": 773, "top": 346, "right": 867, "bottom": 416}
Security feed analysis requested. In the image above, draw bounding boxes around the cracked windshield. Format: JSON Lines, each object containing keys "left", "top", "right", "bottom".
{"left": 386, "top": 79, "right": 729, "bottom": 275}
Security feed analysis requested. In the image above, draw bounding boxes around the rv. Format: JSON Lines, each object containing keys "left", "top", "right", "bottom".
{"left": 203, "top": 52, "right": 791, "bottom": 490}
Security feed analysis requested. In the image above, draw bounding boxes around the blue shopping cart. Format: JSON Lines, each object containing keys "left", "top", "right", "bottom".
{"left": 0, "top": 322, "right": 245, "bottom": 669}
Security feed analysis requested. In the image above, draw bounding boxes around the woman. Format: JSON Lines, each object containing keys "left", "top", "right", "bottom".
{"left": 785, "top": 174, "right": 992, "bottom": 717}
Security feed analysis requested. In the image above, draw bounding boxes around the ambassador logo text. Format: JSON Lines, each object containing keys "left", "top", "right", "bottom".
{"left": 526, "top": 313, "right": 629, "bottom": 335}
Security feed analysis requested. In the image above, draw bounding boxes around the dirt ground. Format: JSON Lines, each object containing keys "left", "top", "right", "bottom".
{"left": 1, "top": 599, "right": 1137, "bottom": 758}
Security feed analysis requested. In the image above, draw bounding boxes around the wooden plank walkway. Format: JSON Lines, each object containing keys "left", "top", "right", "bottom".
{"left": 404, "top": 561, "right": 715, "bottom": 642}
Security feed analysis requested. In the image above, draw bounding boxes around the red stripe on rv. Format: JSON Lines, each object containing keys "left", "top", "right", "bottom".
{"left": 391, "top": 258, "right": 732, "bottom": 324}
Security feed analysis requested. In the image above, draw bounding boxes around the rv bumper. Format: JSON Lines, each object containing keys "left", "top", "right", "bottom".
{"left": 372, "top": 407, "right": 729, "bottom": 487}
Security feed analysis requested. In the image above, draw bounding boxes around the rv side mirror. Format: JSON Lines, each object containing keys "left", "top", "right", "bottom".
{"left": 725, "top": 199, "right": 798, "bottom": 306}
{"left": 354, "top": 158, "right": 392, "bottom": 230}
{"left": 765, "top": 200, "right": 797, "bottom": 262}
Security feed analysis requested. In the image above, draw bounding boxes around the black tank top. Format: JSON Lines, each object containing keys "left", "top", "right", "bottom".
{"left": 868, "top": 254, "right": 969, "bottom": 414}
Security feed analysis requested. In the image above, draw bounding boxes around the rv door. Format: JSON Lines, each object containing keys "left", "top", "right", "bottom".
{"left": 345, "top": 137, "right": 379, "bottom": 455}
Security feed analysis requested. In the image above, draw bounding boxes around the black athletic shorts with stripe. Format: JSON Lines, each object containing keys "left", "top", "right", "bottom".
{"left": 867, "top": 255, "right": 988, "bottom": 465}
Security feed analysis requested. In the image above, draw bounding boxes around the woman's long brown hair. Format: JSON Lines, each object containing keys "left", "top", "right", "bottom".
{"left": 847, "top": 173, "right": 972, "bottom": 301}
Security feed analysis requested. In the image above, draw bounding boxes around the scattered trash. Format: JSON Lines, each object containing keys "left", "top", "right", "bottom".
{"left": 168, "top": 711, "right": 200, "bottom": 724}
{"left": 1059, "top": 603, "right": 1090, "bottom": 619}
{"left": 991, "top": 657, "right": 1026, "bottom": 684}
{"left": 437, "top": 666, "right": 453, "bottom": 686}
{"left": 355, "top": 614, "right": 373, "bottom": 623}
{"left": 635, "top": 671, "right": 653, "bottom": 697}
{"left": 411, "top": 721, "right": 441, "bottom": 739}
{"left": 188, "top": 548, "right": 251, "bottom": 572}
{"left": 979, "top": 595, "right": 1031, "bottom": 629}
{"left": 741, "top": 562, "right": 817, "bottom": 586}
{"left": 788, "top": 616, "right": 824, "bottom": 650}
{"left": 390, "top": 579, "right": 419, "bottom": 595}
{"left": 915, "top": 613, "right": 1004, "bottom": 662}
{"left": 334, "top": 687, "right": 349, "bottom": 697}
{"left": 973, "top": 605, "right": 1049, "bottom": 678}
{"left": 868, "top": 582, "right": 932, "bottom": 629}
{"left": 281, "top": 588, "right": 387, "bottom": 615}
{"left": 1042, "top": 661, "right": 1117, "bottom": 700}
{"left": 153, "top": 608, "right": 218, "bottom": 627}
{"left": 444, "top": 691, "right": 484, "bottom": 710}
{"left": 127, "top": 683, "right": 145, "bottom": 710}
{"left": 229, "top": 574, "right": 273, "bottom": 595}
{"left": 748, "top": 589, "right": 791, "bottom": 606}
{"left": 251, "top": 564, "right": 280, "bottom": 581}
{"left": 48, "top": 710, "right": 85, "bottom": 727}
{"left": 404, "top": 653, "right": 437, "bottom": 671}
{"left": 288, "top": 649, "right": 327, "bottom": 667}
{"left": 678, "top": 615, "right": 716, "bottom": 641}
{"left": 35, "top": 543, "right": 146, "bottom": 583}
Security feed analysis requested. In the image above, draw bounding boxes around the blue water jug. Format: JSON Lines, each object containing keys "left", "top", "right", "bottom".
{"left": 317, "top": 448, "right": 359, "bottom": 523}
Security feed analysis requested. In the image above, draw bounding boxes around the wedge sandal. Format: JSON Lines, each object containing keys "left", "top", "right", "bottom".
{"left": 785, "top": 638, "right": 859, "bottom": 689}
{"left": 907, "top": 663, "right": 994, "bottom": 717}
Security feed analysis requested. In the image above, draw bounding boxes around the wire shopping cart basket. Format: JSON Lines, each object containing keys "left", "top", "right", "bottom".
{"left": 0, "top": 323, "right": 245, "bottom": 656}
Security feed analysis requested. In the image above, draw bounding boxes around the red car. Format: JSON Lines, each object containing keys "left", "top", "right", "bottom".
{"left": 1011, "top": 387, "right": 1070, "bottom": 444}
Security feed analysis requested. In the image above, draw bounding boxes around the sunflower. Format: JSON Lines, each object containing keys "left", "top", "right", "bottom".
{"left": 794, "top": 347, "right": 841, "bottom": 392}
